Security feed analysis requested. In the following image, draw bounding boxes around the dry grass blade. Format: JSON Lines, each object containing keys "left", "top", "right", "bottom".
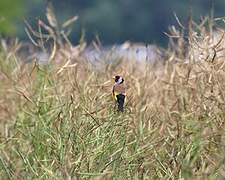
{"left": 213, "top": 30, "right": 225, "bottom": 49}
{"left": 62, "top": 16, "right": 78, "bottom": 28}
{"left": 24, "top": 27, "right": 39, "bottom": 47}
{"left": 173, "top": 12, "right": 185, "bottom": 29}
{"left": 38, "top": 20, "right": 55, "bottom": 36}
{"left": 49, "top": 39, "right": 57, "bottom": 62}
{"left": 15, "top": 89, "right": 35, "bottom": 105}
{"left": 24, "top": 20, "right": 50, "bottom": 39}
{"left": 46, "top": 3, "right": 58, "bottom": 28}
{"left": 57, "top": 59, "right": 77, "bottom": 74}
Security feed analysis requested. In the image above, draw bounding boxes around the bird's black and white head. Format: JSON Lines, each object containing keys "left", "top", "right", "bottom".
{"left": 114, "top": 75, "right": 124, "bottom": 84}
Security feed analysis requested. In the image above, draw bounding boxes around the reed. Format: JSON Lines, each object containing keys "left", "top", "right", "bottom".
{"left": 0, "top": 5, "right": 225, "bottom": 179}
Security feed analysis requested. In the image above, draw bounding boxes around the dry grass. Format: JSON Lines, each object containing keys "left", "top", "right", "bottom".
{"left": 1, "top": 9, "right": 225, "bottom": 179}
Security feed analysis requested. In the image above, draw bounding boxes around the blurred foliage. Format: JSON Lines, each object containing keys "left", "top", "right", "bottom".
{"left": 39, "top": 0, "right": 225, "bottom": 46}
{"left": 0, "top": 0, "right": 26, "bottom": 35}
{"left": 1, "top": 0, "right": 225, "bottom": 45}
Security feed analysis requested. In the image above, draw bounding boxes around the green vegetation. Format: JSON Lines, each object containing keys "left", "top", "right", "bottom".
{"left": 1, "top": 14, "right": 225, "bottom": 179}
{"left": 0, "top": 0, "right": 26, "bottom": 35}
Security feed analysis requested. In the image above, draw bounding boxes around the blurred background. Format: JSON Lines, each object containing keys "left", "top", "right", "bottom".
{"left": 0, "top": 0, "right": 224, "bottom": 47}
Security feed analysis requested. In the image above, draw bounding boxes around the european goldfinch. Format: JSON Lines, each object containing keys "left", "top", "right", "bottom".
{"left": 112, "top": 75, "right": 126, "bottom": 112}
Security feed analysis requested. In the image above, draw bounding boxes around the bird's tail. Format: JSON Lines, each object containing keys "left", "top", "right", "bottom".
{"left": 116, "top": 94, "right": 125, "bottom": 112}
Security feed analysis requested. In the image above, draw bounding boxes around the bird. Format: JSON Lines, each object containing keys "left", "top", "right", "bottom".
{"left": 112, "top": 75, "right": 126, "bottom": 112}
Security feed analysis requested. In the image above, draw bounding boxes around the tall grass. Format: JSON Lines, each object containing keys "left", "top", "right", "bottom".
{"left": 1, "top": 10, "right": 225, "bottom": 179}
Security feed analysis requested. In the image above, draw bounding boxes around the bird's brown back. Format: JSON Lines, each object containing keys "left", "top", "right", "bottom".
{"left": 113, "top": 83, "right": 126, "bottom": 95}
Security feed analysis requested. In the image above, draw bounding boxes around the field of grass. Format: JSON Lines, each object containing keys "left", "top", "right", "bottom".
{"left": 1, "top": 18, "right": 225, "bottom": 179}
